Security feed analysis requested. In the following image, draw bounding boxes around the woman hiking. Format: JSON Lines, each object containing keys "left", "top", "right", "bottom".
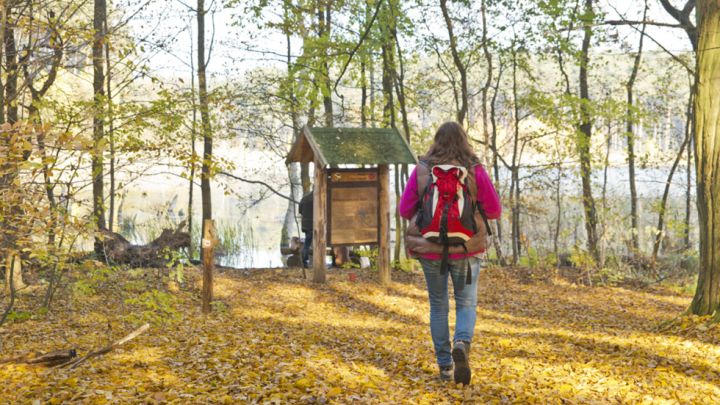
{"left": 400, "top": 121, "right": 501, "bottom": 384}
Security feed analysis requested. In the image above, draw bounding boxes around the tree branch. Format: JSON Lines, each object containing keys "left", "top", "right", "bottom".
{"left": 603, "top": 19, "right": 683, "bottom": 28}
{"left": 332, "top": 0, "right": 383, "bottom": 98}
{"left": 218, "top": 171, "right": 298, "bottom": 204}
{"left": 658, "top": 0, "right": 697, "bottom": 50}
{"left": 66, "top": 324, "right": 150, "bottom": 369}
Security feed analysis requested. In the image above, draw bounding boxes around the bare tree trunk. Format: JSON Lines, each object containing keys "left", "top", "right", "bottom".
{"left": 625, "top": 3, "right": 647, "bottom": 254}
{"left": 685, "top": 127, "right": 693, "bottom": 250}
{"left": 510, "top": 42, "right": 521, "bottom": 264}
{"left": 600, "top": 122, "right": 612, "bottom": 267}
{"left": 92, "top": 0, "right": 107, "bottom": 257}
{"left": 361, "top": 60, "right": 368, "bottom": 128}
{"left": 377, "top": 1, "right": 398, "bottom": 263}
{"left": 380, "top": 22, "right": 395, "bottom": 128}
{"left": 1, "top": 6, "right": 25, "bottom": 283}
{"left": 554, "top": 160, "right": 562, "bottom": 259}
{"left": 4, "top": 252, "right": 23, "bottom": 293}
{"left": 480, "top": 0, "right": 493, "bottom": 169}
{"left": 370, "top": 53, "right": 376, "bottom": 127}
{"left": 577, "top": 0, "right": 599, "bottom": 261}
{"left": 282, "top": 163, "right": 301, "bottom": 247}
{"left": 690, "top": 0, "right": 720, "bottom": 317}
{"left": 4, "top": 12, "right": 17, "bottom": 125}
{"left": 479, "top": 0, "right": 505, "bottom": 264}
{"left": 490, "top": 64, "right": 506, "bottom": 265}
{"left": 105, "top": 17, "right": 115, "bottom": 233}
{"left": 439, "top": 0, "right": 468, "bottom": 126}
{"left": 197, "top": 0, "right": 213, "bottom": 240}
{"left": 0, "top": 255, "right": 17, "bottom": 327}
{"left": 22, "top": 11, "right": 63, "bottom": 246}
{"left": 318, "top": 2, "right": 333, "bottom": 127}
{"left": 188, "top": 24, "right": 198, "bottom": 258}
{"left": 651, "top": 91, "right": 693, "bottom": 261}
{"left": 0, "top": 3, "right": 5, "bottom": 124}
{"left": 390, "top": 5, "right": 411, "bottom": 262}
{"left": 301, "top": 103, "right": 313, "bottom": 192}
{"left": 552, "top": 3, "right": 579, "bottom": 265}
{"left": 282, "top": 13, "right": 301, "bottom": 247}
{"left": 360, "top": 2, "right": 371, "bottom": 129}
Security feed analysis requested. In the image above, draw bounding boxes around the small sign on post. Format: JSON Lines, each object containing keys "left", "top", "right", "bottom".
{"left": 201, "top": 219, "right": 216, "bottom": 314}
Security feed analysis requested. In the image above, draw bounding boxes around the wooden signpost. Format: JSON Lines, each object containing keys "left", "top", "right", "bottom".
{"left": 201, "top": 219, "right": 216, "bottom": 313}
{"left": 312, "top": 160, "right": 327, "bottom": 283}
{"left": 285, "top": 126, "right": 416, "bottom": 285}
{"left": 377, "top": 164, "right": 391, "bottom": 285}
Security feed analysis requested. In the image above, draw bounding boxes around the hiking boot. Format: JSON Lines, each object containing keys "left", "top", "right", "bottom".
{"left": 439, "top": 364, "right": 453, "bottom": 381}
{"left": 452, "top": 340, "right": 471, "bottom": 385}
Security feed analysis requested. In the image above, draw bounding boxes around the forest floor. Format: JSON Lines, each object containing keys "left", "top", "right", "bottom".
{"left": 1, "top": 263, "right": 719, "bottom": 404}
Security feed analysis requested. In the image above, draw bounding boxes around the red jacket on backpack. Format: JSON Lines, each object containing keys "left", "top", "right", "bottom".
{"left": 400, "top": 165, "right": 501, "bottom": 260}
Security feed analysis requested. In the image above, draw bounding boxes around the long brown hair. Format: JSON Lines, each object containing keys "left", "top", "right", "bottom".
{"left": 421, "top": 121, "right": 479, "bottom": 167}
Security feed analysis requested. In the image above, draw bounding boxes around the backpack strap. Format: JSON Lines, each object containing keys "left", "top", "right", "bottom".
{"left": 415, "top": 160, "right": 432, "bottom": 230}
{"left": 415, "top": 160, "right": 431, "bottom": 200}
{"left": 465, "top": 164, "right": 493, "bottom": 237}
{"left": 463, "top": 244, "right": 472, "bottom": 285}
{"left": 438, "top": 194, "right": 453, "bottom": 274}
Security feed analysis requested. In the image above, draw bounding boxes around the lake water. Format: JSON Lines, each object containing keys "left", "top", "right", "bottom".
{"left": 111, "top": 158, "right": 694, "bottom": 268}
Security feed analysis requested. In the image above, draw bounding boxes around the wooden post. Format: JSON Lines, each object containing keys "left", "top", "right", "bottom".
{"left": 201, "top": 219, "right": 215, "bottom": 313}
{"left": 313, "top": 161, "right": 327, "bottom": 283}
{"left": 378, "top": 164, "right": 391, "bottom": 285}
{"left": 4, "top": 252, "right": 25, "bottom": 292}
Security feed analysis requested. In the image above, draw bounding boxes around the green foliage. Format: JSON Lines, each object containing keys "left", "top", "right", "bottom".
{"left": 569, "top": 246, "right": 596, "bottom": 270}
{"left": 211, "top": 300, "right": 229, "bottom": 314}
{"left": 595, "top": 266, "right": 627, "bottom": 285}
{"left": 357, "top": 247, "right": 378, "bottom": 258}
{"left": 163, "top": 248, "right": 186, "bottom": 284}
{"left": 393, "top": 258, "right": 417, "bottom": 273}
{"left": 71, "top": 263, "right": 117, "bottom": 298}
{"left": 341, "top": 260, "right": 360, "bottom": 269}
{"left": 5, "top": 310, "right": 32, "bottom": 323}
{"left": 122, "top": 279, "right": 149, "bottom": 294}
{"left": 124, "top": 290, "right": 180, "bottom": 325}
{"left": 71, "top": 279, "right": 96, "bottom": 298}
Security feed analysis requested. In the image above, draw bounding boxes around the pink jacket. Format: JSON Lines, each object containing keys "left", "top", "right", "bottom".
{"left": 399, "top": 165, "right": 501, "bottom": 260}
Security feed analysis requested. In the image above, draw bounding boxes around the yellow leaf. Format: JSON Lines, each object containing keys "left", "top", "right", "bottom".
{"left": 63, "top": 377, "right": 78, "bottom": 388}
{"left": 327, "top": 387, "right": 342, "bottom": 397}
{"left": 294, "top": 377, "right": 313, "bottom": 390}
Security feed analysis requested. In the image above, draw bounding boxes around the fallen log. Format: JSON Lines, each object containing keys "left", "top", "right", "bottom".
{"left": 0, "top": 349, "right": 77, "bottom": 367}
{"left": 100, "top": 221, "right": 190, "bottom": 267}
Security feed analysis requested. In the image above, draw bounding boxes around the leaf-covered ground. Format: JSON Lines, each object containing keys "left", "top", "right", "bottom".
{"left": 2, "top": 264, "right": 719, "bottom": 404}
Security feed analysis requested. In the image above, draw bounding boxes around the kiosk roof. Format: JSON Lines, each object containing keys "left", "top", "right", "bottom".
{"left": 286, "top": 126, "right": 417, "bottom": 166}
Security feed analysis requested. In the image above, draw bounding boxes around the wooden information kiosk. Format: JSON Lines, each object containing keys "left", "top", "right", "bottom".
{"left": 286, "top": 126, "right": 416, "bottom": 284}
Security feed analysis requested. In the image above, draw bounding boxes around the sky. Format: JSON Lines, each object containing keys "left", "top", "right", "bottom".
{"left": 124, "top": 0, "right": 695, "bottom": 85}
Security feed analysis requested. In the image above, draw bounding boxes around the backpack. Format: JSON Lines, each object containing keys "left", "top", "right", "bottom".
{"left": 415, "top": 161, "right": 492, "bottom": 286}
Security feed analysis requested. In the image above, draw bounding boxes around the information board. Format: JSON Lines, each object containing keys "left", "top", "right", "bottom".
{"left": 327, "top": 168, "right": 379, "bottom": 246}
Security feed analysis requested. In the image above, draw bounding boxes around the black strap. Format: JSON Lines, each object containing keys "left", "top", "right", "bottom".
{"left": 463, "top": 244, "right": 472, "bottom": 285}
{"left": 440, "top": 243, "right": 449, "bottom": 275}
{"left": 439, "top": 200, "right": 451, "bottom": 274}
{"left": 415, "top": 161, "right": 432, "bottom": 229}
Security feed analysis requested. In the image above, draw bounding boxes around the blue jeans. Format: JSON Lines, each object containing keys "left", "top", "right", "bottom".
{"left": 302, "top": 232, "right": 312, "bottom": 268}
{"left": 419, "top": 256, "right": 480, "bottom": 367}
